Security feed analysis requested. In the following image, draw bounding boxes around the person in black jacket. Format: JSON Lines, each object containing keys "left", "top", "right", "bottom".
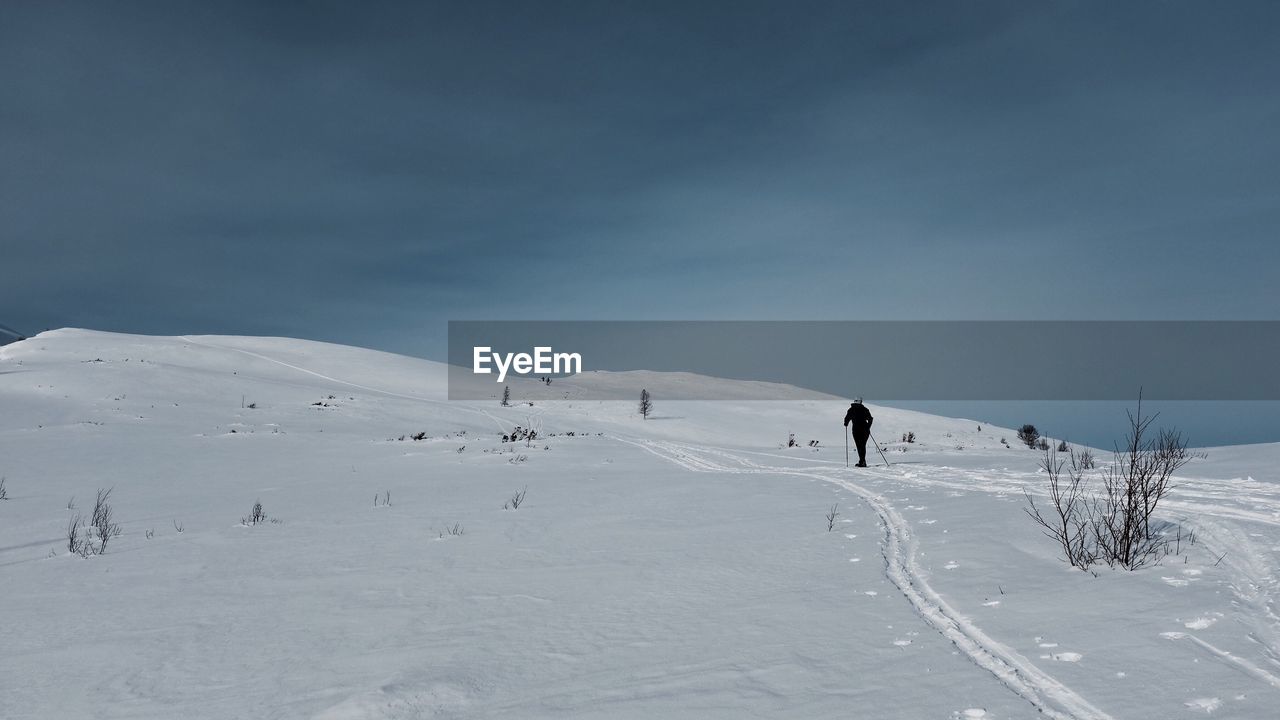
{"left": 843, "top": 399, "right": 874, "bottom": 467}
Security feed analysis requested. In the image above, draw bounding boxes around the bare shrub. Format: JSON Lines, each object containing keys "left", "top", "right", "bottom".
{"left": 1077, "top": 448, "right": 1095, "bottom": 469}
{"left": 1024, "top": 394, "right": 1192, "bottom": 571}
{"left": 440, "top": 522, "right": 465, "bottom": 537}
{"left": 242, "top": 500, "right": 267, "bottom": 526}
{"left": 91, "top": 488, "right": 121, "bottom": 553}
{"left": 0, "top": 476, "right": 7, "bottom": 500}
{"left": 173, "top": 519, "right": 184, "bottom": 534}
{"left": 1092, "top": 394, "right": 1190, "bottom": 569}
{"left": 67, "top": 514, "right": 91, "bottom": 556}
{"left": 1024, "top": 445, "right": 1094, "bottom": 569}
{"left": 1017, "top": 424, "right": 1040, "bottom": 448}
{"left": 825, "top": 504, "right": 840, "bottom": 532}
{"left": 1057, "top": 440, "right": 1069, "bottom": 452}
{"left": 504, "top": 487, "right": 527, "bottom": 510}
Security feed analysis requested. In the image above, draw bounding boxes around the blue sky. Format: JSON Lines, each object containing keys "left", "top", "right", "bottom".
{"left": 3, "top": 2, "right": 1279, "bottom": 445}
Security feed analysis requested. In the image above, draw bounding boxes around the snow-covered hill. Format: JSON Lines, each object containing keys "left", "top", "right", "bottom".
{"left": 2, "top": 329, "right": 1278, "bottom": 719}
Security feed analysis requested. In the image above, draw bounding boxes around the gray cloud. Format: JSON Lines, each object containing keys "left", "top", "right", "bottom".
{"left": 2, "top": 1, "right": 1279, "bottom": 359}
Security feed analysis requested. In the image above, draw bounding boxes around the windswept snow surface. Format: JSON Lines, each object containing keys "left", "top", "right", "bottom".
{"left": 2, "top": 329, "right": 1280, "bottom": 719}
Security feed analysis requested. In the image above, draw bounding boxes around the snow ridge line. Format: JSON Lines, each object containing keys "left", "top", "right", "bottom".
{"left": 616, "top": 437, "right": 1115, "bottom": 720}
{"left": 177, "top": 336, "right": 509, "bottom": 433}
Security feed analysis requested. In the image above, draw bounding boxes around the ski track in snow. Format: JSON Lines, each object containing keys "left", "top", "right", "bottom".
{"left": 616, "top": 437, "right": 1116, "bottom": 720}
{"left": 703, "top": 443, "right": 1280, "bottom": 685}
{"left": 637, "top": 439, "right": 1280, "bottom": 715}
{"left": 1160, "top": 631, "right": 1280, "bottom": 689}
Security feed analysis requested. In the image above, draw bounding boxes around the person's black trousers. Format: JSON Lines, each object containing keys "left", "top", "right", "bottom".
{"left": 852, "top": 431, "right": 869, "bottom": 466}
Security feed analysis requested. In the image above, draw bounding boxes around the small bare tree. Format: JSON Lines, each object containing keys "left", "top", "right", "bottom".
{"left": 501, "top": 385, "right": 511, "bottom": 407}
{"left": 0, "top": 476, "right": 8, "bottom": 500}
{"left": 825, "top": 504, "right": 840, "bottom": 532}
{"left": 639, "top": 389, "right": 653, "bottom": 420}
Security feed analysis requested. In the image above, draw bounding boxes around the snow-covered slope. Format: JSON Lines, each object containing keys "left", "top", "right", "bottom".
{"left": 2, "top": 329, "right": 1278, "bottom": 719}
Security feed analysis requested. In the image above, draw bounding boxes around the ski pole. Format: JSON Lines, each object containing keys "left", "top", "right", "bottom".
{"left": 868, "top": 429, "right": 891, "bottom": 467}
{"left": 844, "top": 425, "right": 849, "bottom": 468}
